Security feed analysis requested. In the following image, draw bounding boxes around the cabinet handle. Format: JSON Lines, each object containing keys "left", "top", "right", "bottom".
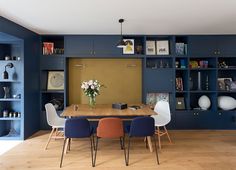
{"left": 218, "top": 51, "right": 220, "bottom": 55}
{"left": 214, "top": 51, "right": 217, "bottom": 55}
{"left": 90, "top": 51, "right": 93, "bottom": 55}
{"left": 219, "top": 112, "right": 222, "bottom": 116}
{"left": 193, "top": 113, "right": 196, "bottom": 116}
{"left": 94, "top": 51, "right": 96, "bottom": 55}
{"left": 196, "top": 112, "right": 199, "bottom": 116}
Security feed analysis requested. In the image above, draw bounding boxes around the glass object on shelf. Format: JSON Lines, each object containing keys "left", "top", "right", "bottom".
{"left": 5, "top": 120, "right": 20, "bottom": 137}
{"left": 3, "top": 86, "right": 10, "bottom": 98}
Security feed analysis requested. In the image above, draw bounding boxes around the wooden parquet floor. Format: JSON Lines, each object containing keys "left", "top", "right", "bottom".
{"left": 1, "top": 130, "right": 236, "bottom": 170}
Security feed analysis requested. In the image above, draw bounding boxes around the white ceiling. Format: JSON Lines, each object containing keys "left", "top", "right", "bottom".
{"left": 1, "top": 0, "right": 236, "bottom": 35}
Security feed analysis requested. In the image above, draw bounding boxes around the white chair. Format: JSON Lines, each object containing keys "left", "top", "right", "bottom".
{"left": 44, "top": 103, "right": 65, "bottom": 150}
{"left": 151, "top": 101, "right": 172, "bottom": 149}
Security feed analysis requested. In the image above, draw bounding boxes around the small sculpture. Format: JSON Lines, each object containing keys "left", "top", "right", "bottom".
{"left": 198, "top": 95, "right": 211, "bottom": 110}
{"left": 218, "top": 96, "right": 236, "bottom": 110}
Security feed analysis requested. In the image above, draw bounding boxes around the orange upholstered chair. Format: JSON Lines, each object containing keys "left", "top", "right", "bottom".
{"left": 94, "top": 117, "right": 126, "bottom": 166}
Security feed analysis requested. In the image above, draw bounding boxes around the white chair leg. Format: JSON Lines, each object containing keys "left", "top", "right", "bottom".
{"left": 45, "top": 128, "right": 55, "bottom": 150}
{"left": 164, "top": 126, "right": 172, "bottom": 144}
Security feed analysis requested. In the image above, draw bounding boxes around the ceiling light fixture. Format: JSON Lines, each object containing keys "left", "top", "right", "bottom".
{"left": 117, "top": 19, "right": 126, "bottom": 48}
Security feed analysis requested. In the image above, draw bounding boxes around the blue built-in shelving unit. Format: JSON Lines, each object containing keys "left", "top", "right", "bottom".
{"left": 0, "top": 16, "right": 40, "bottom": 140}
{"left": 40, "top": 34, "right": 236, "bottom": 130}
{"left": 0, "top": 33, "right": 24, "bottom": 140}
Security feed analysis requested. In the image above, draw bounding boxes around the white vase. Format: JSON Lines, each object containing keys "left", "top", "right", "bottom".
{"left": 218, "top": 96, "right": 236, "bottom": 111}
{"left": 198, "top": 95, "right": 211, "bottom": 110}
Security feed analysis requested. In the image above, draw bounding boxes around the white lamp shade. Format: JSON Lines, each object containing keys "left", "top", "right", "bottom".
{"left": 218, "top": 96, "right": 236, "bottom": 111}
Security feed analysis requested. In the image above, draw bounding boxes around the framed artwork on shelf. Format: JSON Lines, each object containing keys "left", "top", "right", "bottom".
{"left": 123, "top": 39, "right": 134, "bottom": 54}
{"left": 146, "top": 41, "right": 156, "bottom": 55}
{"left": 43, "top": 42, "right": 54, "bottom": 55}
{"left": 176, "top": 97, "right": 185, "bottom": 110}
{"left": 156, "top": 40, "right": 169, "bottom": 55}
{"left": 47, "top": 71, "right": 64, "bottom": 90}
{"left": 176, "top": 77, "right": 183, "bottom": 91}
{"left": 146, "top": 93, "right": 169, "bottom": 108}
{"left": 217, "top": 78, "right": 232, "bottom": 91}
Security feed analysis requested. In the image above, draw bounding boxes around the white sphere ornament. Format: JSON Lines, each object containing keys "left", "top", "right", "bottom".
{"left": 218, "top": 96, "right": 236, "bottom": 111}
{"left": 198, "top": 95, "right": 211, "bottom": 110}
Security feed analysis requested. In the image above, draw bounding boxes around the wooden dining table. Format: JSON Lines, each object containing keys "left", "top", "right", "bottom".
{"left": 61, "top": 104, "right": 156, "bottom": 152}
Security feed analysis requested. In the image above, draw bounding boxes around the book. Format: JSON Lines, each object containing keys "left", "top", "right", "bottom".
{"left": 156, "top": 40, "right": 169, "bottom": 55}
{"left": 176, "top": 77, "right": 183, "bottom": 91}
{"left": 176, "top": 43, "right": 185, "bottom": 55}
{"left": 146, "top": 41, "right": 156, "bottom": 55}
{"left": 43, "top": 42, "right": 54, "bottom": 55}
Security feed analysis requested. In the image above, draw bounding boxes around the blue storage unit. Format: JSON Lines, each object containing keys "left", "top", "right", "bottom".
{"left": 0, "top": 17, "right": 40, "bottom": 140}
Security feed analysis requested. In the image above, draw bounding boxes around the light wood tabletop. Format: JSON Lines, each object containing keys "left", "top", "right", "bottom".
{"left": 61, "top": 104, "right": 156, "bottom": 117}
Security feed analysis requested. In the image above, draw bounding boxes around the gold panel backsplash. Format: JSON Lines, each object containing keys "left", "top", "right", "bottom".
{"left": 68, "top": 58, "right": 142, "bottom": 105}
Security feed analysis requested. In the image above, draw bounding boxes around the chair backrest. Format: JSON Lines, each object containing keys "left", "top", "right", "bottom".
{"left": 129, "top": 117, "right": 155, "bottom": 137}
{"left": 45, "top": 103, "right": 62, "bottom": 127}
{"left": 153, "top": 101, "right": 171, "bottom": 124}
{"left": 97, "top": 117, "right": 124, "bottom": 138}
{"left": 65, "top": 117, "right": 92, "bottom": 138}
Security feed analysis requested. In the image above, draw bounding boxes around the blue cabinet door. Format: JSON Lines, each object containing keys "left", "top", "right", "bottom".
{"left": 175, "top": 111, "right": 196, "bottom": 129}
{"left": 144, "top": 68, "right": 173, "bottom": 92}
{"left": 188, "top": 36, "right": 218, "bottom": 55}
{"left": 93, "top": 36, "right": 121, "bottom": 56}
{"left": 217, "top": 36, "right": 236, "bottom": 55}
{"left": 64, "top": 35, "right": 93, "bottom": 56}
{"left": 216, "top": 112, "right": 236, "bottom": 129}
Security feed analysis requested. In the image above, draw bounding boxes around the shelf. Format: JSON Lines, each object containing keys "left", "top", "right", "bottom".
{"left": 176, "top": 91, "right": 188, "bottom": 93}
{"left": 218, "top": 68, "right": 236, "bottom": 71}
{"left": 0, "top": 98, "right": 21, "bottom": 102}
{"left": 0, "top": 117, "right": 21, "bottom": 120}
{"left": 41, "top": 54, "right": 64, "bottom": 57}
{"left": 146, "top": 55, "right": 173, "bottom": 58}
{"left": 176, "top": 68, "right": 188, "bottom": 71}
{"left": 41, "top": 90, "right": 64, "bottom": 94}
{"left": 0, "top": 80, "right": 21, "bottom": 83}
{"left": 190, "top": 91, "right": 216, "bottom": 93}
{"left": 218, "top": 91, "right": 236, "bottom": 93}
{"left": 0, "top": 136, "right": 21, "bottom": 140}
{"left": 189, "top": 68, "right": 216, "bottom": 71}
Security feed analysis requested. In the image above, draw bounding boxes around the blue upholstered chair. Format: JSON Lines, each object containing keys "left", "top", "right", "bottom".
{"left": 60, "top": 117, "right": 95, "bottom": 168}
{"left": 125, "top": 117, "right": 159, "bottom": 166}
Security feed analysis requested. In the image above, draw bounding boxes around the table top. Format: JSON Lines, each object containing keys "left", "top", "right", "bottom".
{"left": 61, "top": 104, "right": 156, "bottom": 117}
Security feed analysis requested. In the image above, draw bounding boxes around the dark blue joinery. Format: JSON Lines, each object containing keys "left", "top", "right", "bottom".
{"left": 0, "top": 17, "right": 40, "bottom": 140}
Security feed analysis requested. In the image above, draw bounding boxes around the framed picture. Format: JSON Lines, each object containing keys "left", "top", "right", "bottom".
{"left": 146, "top": 41, "right": 156, "bottom": 55}
{"left": 156, "top": 40, "right": 169, "bottom": 55}
{"left": 217, "top": 78, "right": 232, "bottom": 91}
{"left": 47, "top": 71, "right": 64, "bottom": 90}
{"left": 156, "top": 93, "right": 169, "bottom": 102}
{"left": 146, "top": 93, "right": 169, "bottom": 109}
{"left": 123, "top": 39, "right": 134, "bottom": 54}
{"left": 176, "top": 97, "right": 185, "bottom": 110}
{"left": 43, "top": 42, "right": 54, "bottom": 55}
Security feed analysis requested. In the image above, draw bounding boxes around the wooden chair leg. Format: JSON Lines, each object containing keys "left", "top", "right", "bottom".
{"left": 44, "top": 128, "right": 55, "bottom": 150}
{"left": 60, "top": 138, "right": 67, "bottom": 168}
{"left": 147, "top": 136, "right": 153, "bottom": 152}
{"left": 164, "top": 126, "right": 172, "bottom": 144}
{"left": 152, "top": 136, "right": 160, "bottom": 165}
{"left": 157, "top": 127, "right": 161, "bottom": 150}
{"left": 55, "top": 128, "right": 58, "bottom": 140}
{"left": 64, "top": 138, "right": 69, "bottom": 154}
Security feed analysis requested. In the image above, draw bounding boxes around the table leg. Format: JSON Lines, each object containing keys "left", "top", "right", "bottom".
{"left": 147, "top": 136, "right": 153, "bottom": 152}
